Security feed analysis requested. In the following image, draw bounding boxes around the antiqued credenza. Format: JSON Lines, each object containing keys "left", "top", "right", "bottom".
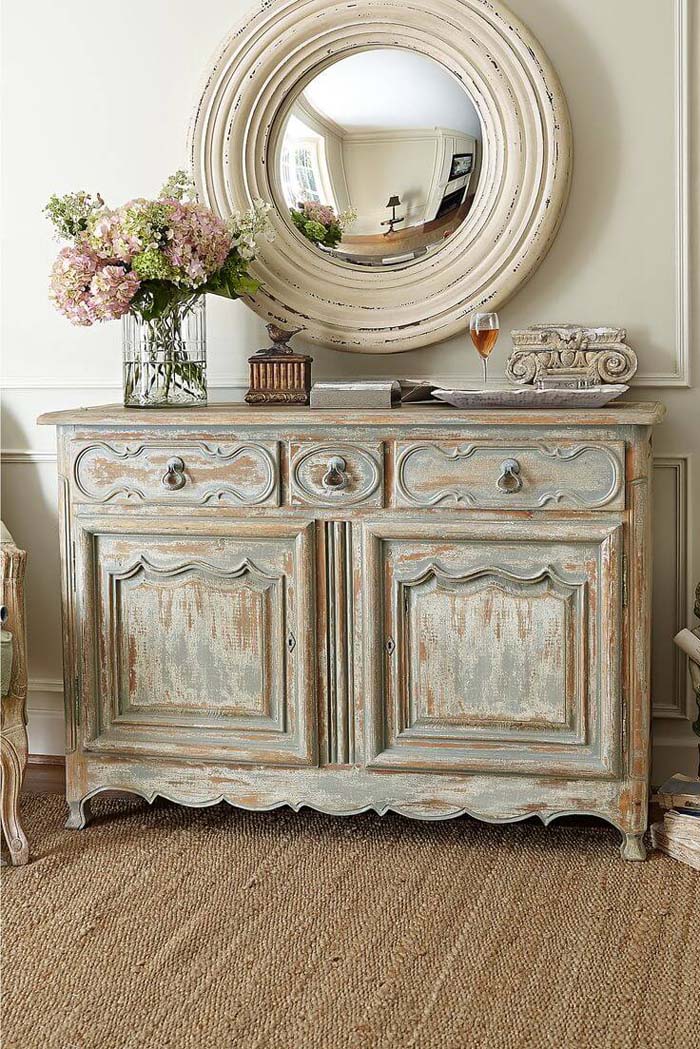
{"left": 39, "top": 402, "right": 665, "bottom": 859}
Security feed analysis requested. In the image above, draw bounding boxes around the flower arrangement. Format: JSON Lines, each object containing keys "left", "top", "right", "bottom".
{"left": 45, "top": 171, "right": 274, "bottom": 326}
{"left": 289, "top": 201, "right": 356, "bottom": 250}
{"left": 44, "top": 172, "right": 275, "bottom": 406}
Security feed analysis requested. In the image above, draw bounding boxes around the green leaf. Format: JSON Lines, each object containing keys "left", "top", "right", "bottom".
{"left": 231, "top": 273, "right": 261, "bottom": 297}
{"left": 199, "top": 248, "right": 261, "bottom": 301}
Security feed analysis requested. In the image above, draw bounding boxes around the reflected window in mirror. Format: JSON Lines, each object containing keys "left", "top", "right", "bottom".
{"left": 272, "top": 48, "right": 483, "bottom": 269}
{"left": 280, "top": 116, "right": 338, "bottom": 210}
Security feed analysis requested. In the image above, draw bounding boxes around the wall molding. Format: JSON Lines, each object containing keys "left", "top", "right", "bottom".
{"left": 1, "top": 378, "right": 249, "bottom": 390}
{"left": 2, "top": 375, "right": 571, "bottom": 391}
{"left": 29, "top": 677, "right": 64, "bottom": 694}
{"left": 1, "top": 450, "right": 58, "bottom": 463}
{"left": 651, "top": 456, "right": 691, "bottom": 719}
{"left": 636, "top": 0, "right": 691, "bottom": 387}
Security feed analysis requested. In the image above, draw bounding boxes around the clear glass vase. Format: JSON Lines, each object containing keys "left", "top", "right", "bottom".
{"left": 122, "top": 297, "right": 207, "bottom": 408}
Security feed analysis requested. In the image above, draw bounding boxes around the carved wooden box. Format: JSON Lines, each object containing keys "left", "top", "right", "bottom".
{"left": 39, "top": 401, "right": 665, "bottom": 860}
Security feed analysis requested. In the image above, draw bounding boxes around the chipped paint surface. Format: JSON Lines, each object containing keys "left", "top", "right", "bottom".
{"left": 43, "top": 403, "right": 663, "bottom": 859}
{"left": 73, "top": 440, "right": 279, "bottom": 506}
{"left": 395, "top": 440, "right": 625, "bottom": 510}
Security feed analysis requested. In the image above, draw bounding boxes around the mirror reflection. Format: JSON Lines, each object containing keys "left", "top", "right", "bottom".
{"left": 273, "top": 48, "right": 482, "bottom": 268}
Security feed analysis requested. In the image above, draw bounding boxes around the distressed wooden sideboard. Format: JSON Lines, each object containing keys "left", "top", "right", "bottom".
{"left": 39, "top": 402, "right": 665, "bottom": 859}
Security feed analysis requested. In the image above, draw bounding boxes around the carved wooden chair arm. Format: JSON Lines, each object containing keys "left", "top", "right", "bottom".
{"left": 1, "top": 530, "right": 28, "bottom": 709}
{"left": 1, "top": 523, "right": 30, "bottom": 865}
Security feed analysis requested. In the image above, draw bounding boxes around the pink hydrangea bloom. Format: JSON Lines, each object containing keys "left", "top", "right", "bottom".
{"left": 90, "top": 265, "right": 141, "bottom": 320}
{"left": 300, "top": 201, "right": 336, "bottom": 227}
{"left": 88, "top": 208, "right": 142, "bottom": 263}
{"left": 49, "top": 243, "right": 100, "bottom": 325}
{"left": 46, "top": 176, "right": 274, "bottom": 327}
{"left": 162, "top": 201, "right": 232, "bottom": 287}
{"left": 49, "top": 242, "right": 140, "bottom": 326}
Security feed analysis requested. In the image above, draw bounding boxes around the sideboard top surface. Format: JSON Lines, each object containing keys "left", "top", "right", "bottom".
{"left": 38, "top": 401, "right": 666, "bottom": 428}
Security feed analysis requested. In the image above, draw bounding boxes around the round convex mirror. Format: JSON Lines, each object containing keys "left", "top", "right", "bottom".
{"left": 270, "top": 48, "right": 483, "bottom": 269}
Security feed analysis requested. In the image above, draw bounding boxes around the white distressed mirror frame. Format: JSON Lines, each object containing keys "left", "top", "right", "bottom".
{"left": 190, "top": 0, "right": 572, "bottom": 353}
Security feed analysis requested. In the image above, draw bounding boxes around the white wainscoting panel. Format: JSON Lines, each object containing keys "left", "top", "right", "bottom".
{"left": 633, "top": 0, "right": 690, "bottom": 387}
{"left": 651, "top": 458, "right": 690, "bottom": 719}
{"left": 26, "top": 679, "right": 65, "bottom": 757}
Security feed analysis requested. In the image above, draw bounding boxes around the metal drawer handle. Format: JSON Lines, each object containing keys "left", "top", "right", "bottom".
{"left": 496, "top": 458, "right": 522, "bottom": 493}
{"left": 322, "top": 456, "right": 348, "bottom": 491}
{"left": 161, "top": 457, "right": 186, "bottom": 491}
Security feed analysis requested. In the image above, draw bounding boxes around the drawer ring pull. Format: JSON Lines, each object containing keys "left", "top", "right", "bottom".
{"left": 496, "top": 458, "right": 522, "bottom": 494}
{"left": 322, "top": 456, "right": 348, "bottom": 491}
{"left": 161, "top": 457, "right": 187, "bottom": 491}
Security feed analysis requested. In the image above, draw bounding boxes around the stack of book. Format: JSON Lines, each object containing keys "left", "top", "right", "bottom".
{"left": 650, "top": 775, "right": 700, "bottom": 870}
{"left": 308, "top": 380, "right": 442, "bottom": 408}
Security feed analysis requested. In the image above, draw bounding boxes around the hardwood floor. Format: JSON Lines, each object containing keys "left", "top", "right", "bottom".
{"left": 340, "top": 200, "right": 473, "bottom": 256}
{"left": 24, "top": 758, "right": 65, "bottom": 794}
{"left": 23, "top": 758, "right": 130, "bottom": 800}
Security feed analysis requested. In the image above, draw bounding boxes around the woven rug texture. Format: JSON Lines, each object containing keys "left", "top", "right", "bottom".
{"left": 2, "top": 793, "right": 699, "bottom": 1049}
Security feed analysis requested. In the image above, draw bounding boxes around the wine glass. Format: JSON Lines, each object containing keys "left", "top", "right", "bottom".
{"left": 470, "top": 312, "right": 499, "bottom": 387}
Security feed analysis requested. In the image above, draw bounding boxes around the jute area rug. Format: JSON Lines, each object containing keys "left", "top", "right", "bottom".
{"left": 2, "top": 793, "right": 698, "bottom": 1049}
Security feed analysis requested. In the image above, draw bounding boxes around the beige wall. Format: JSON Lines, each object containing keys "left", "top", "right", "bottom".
{"left": 342, "top": 129, "right": 475, "bottom": 232}
{"left": 1, "top": 0, "right": 698, "bottom": 780}
{"left": 343, "top": 133, "right": 439, "bottom": 232}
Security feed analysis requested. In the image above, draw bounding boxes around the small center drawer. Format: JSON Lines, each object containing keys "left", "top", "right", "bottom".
{"left": 289, "top": 441, "right": 383, "bottom": 507}
{"left": 72, "top": 440, "right": 280, "bottom": 506}
{"left": 394, "top": 440, "right": 625, "bottom": 510}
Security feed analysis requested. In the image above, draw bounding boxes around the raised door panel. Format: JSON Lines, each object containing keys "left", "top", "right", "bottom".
{"left": 363, "top": 519, "right": 623, "bottom": 777}
{"left": 75, "top": 518, "right": 316, "bottom": 765}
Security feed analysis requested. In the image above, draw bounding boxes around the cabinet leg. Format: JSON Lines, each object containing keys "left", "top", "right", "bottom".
{"left": 65, "top": 798, "right": 92, "bottom": 830}
{"left": 1, "top": 739, "right": 29, "bottom": 865}
{"left": 620, "top": 831, "right": 646, "bottom": 862}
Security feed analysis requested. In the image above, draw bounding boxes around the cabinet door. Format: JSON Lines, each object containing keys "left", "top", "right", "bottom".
{"left": 74, "top": 518, "right": 316, "bottom": 765}
{"left": 363, "top": 519, "right": 623, "bottom": 778}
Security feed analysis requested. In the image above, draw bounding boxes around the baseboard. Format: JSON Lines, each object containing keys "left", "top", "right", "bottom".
{"left": 27, "top": 753, "right": 65, "bottom": 765}
{"left": 26, "top": 683, "right": 65, "bottom": 755}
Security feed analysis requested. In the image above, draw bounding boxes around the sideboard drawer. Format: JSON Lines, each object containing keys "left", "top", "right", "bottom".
{"left": 394, "top": 440, "right": 626, "bottom": 510}
{"left": 72, "top": 440, "right": 279, "bottom": 506}
{"left": 289, "top": 441, "right": 383, "bottom": 507}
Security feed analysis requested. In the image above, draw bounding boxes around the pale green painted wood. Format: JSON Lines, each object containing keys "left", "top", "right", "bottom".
{"left": 41, "top": 403, "right": 664, "bottom": 861}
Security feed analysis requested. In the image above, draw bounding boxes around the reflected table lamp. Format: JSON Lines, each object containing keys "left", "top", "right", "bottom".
{"left": 381, "top": 195, "right": 404, "bottom": 235}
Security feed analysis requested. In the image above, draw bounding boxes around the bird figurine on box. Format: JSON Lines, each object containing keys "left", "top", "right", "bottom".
{"left": 254, "top": 323, "right": 304, "bottom": 356}
{"left": 245, "top": 324, "right": 312, "bottom": 404}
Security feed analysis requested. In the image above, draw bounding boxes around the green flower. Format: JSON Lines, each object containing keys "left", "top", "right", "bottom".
{"left": 159, "top": 170, "right": 196, "bottom": 202}
{"left": 44, "top": 191, "right": 104, "bottom": 240}
{"left": 131, "top": 248, "right": 176, "bottom": 281}
{"left": 303, "top": 220, "right": 326, "bottom": 243}
{"left": 121, "top": 199, "right": 172, "bottom": 250}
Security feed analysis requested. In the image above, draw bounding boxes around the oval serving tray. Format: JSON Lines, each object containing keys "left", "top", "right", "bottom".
{"left": 431, "top": 385, "right": 628, "bottom": 409}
